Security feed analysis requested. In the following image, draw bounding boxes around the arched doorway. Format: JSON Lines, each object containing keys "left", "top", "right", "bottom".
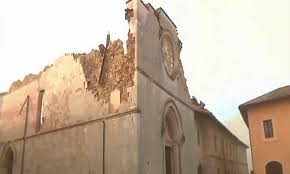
{"left": 266, "top": 161, "right": 283, "bottom": 174}
{"left": 162, "top": 102, "right": 183, "bottom": 174}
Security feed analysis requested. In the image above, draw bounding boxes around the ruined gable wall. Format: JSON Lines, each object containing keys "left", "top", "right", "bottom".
{"left": 0, "top": 31, "right": 139, "bottom": 174}
{"left": 0, "top": 1, "right": 140, "bottom": 173}
{"left": 0, "top": 32, "right": 136, "bottom": 138}
{"left": 0, "top": 0, "right": 142, "bottom": 173}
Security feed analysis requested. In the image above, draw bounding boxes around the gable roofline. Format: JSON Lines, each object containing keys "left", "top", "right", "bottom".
{"left": 156, "top": 7, "right": 177, "bottom": 29}
{"left": 134, "top": 0, "right": 177, "bottom": 29}
{"left": 239, "top": 85, "right": 290, "bottom": 126}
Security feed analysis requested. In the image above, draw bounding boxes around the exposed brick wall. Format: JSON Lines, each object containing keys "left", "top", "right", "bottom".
{"left": 0, "top": 31, "right": 136, "bottom": 138}
{"left": 73, "top": 32, "right": 135, "bottom": 102}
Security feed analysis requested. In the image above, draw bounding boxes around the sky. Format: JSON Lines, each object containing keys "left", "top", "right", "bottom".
{"left": 0, "top": 0, "right": 289, "bottom": 121}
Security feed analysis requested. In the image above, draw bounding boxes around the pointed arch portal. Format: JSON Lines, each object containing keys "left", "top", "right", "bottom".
{"left": 162, "top": 100, "right": 184, "bottom": 174}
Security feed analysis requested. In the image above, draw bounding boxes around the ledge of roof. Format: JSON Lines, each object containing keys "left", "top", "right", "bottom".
{"left": 240, "top": 85, "right": 290, "bottom": 107}
{"left": 239, "top": 85, "right": 290, "bottom": 127}
{"left": 192, "top": 97, "right": 249, "bottom": 148}
{"left": 197, "top": 111, "right": 249, "bottom": 148}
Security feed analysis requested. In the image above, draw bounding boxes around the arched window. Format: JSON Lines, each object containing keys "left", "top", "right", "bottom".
{"left": 1, "top": 146, "right": 14, "bottom": 174}
{"left": 266, "top": 161, "right": 283, "bottom": 174}
{"left": 162, "top": 102, "right": 183, "bottom": 174}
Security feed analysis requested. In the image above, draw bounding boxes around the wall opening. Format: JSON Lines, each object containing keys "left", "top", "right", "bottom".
{"left": 197, "top": 130, "right": 200, "bottom": 145}
{"left": 198, "top": 164, "right": 202, "bottom": 174}
{"left": 1, "top": 146, "right": 14, "bottom": 174}
{"left": 163, "top": 103, "right": 183, "bottom": 174}
{"left": 165, "top": 146, "right": 173, "bottom": 174}
{"left": 266, "top": 161, "right": 283, "bottom": 174}
{"left": 263, "top": 119, "right": 274, "bottom": 138}
{"left": 36, "top": 90, "right": 45, "bottom": 131}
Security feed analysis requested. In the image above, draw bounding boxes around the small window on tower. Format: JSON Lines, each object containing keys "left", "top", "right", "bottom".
{"left": 263, "top": 119, "right": 274, "bottom": 138}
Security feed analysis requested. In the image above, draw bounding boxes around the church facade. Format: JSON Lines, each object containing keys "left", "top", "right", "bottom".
{"left": 0, "top": 1, "right": 249, "bottom": 174}
{"left": 0, "top": 1, "right": 198, "bottom": 174}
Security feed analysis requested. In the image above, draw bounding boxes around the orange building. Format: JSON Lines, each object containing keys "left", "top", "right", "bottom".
{"left": 239, "top": 85, "right": 290, "bottom": 174}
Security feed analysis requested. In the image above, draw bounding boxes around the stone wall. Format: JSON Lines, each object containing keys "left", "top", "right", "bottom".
{"left": 0, "top": 31, "right": 137, "bottom": 137}
{"left": 134, "top": 1, "right": 198, "bottom": 173}
{"left": 0, "top": 0, "right": 199, "bottom": 174}
{"left": 0, "top": 8, "right": 139, "bottom": 173}
{"left": 195, "top": 112, "right": 248, "bottom": 174}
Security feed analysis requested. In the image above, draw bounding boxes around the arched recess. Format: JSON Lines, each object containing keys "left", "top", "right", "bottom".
{"left": 1, "top": 144, "right": 15, "bottom": 174}
{"left": 266, "top": 161, "right": 283, "bottom": 174}
{"left": 161, "top": 100, "right": 184, "bottom": 174}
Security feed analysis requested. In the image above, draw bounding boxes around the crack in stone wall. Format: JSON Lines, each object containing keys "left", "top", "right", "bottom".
{"left": 73, "top": 32, "right": 135, "bottom": 102}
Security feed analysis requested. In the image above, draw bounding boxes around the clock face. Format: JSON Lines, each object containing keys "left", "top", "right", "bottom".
{"left": 162, "top": 35, "right": 175, "bottom": 76}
